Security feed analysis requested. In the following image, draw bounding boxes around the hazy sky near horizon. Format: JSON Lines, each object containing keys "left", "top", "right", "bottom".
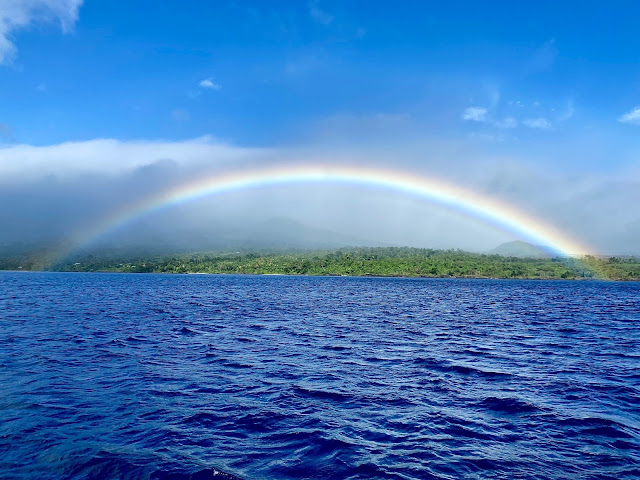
{"left": 1, "top": 1, "right": 640, "bottom": 254}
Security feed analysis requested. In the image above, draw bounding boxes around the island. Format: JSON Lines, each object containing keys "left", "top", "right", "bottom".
{"left": 4, "top": 247, "right": 639, "bottom": 281}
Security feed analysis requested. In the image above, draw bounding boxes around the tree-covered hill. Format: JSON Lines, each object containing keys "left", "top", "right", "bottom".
{"left": 33, "top": 247, "right": 640, "bottom": 281}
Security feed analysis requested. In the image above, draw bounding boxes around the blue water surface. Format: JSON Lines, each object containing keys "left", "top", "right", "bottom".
{"left": 1, "top": 272, "right": 639, "bottom": 479}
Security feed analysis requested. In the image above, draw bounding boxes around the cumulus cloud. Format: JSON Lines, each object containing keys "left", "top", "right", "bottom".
{"left": 463, "top": 101, "right": 565, "bottom": 131}
{"left": 618, "top": 106, "right": 640, "bottom": 125}
{"left": 0, "top": 136, "right": 266, "bottom": 179}
{"left": 199, "top": 78, "right": 221, "bottom": 90}
{"left": 462, "top": 107, "right": 488, "bottom": 122}
{"left": 462, "top": 107, "right": 516, "bottom": 129}
{"left": 0, "top": 0, "right": 83, "bottom": 64}
{"left": 523, "top": 118, "right": 551, "bottom": 129}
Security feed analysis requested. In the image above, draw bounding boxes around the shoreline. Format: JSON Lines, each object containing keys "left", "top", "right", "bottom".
{"left": 2, "top": 269, "right": 636, "bottom": 281}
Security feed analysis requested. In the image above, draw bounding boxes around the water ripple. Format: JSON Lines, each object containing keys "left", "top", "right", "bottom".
{"left": 0, "top": 273, "right": 639, "bottom": 479}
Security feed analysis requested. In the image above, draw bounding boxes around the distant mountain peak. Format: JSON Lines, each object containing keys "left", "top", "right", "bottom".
{"left": 489, "top": 240, "right": 553, "bottom": 258}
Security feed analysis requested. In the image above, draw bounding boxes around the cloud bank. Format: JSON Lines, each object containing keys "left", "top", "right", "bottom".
{"left": 1, "top": 134, "right": 639, "bottom": 255}
{"left": 0, "top": 135, "right": 265, "bottom": 179}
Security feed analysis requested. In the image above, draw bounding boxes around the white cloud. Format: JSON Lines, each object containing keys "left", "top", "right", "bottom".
{"left": 0, "top": 0, "right": 83, "bottom": 65}
{"left": 199, "top": 78, "right": 221, "bottom": 90}
{"left": 523, "top": 118, "right": 551, "bottom": 129}
{"left": 0, "top": 136, "right": 266, "bottom": 179}
{"left": 618, "top": 106, "right": 640, "bottom": 125}
{"left": 462, "top": 107, "right": 488, "bottom": 122}
{"left": 463, "top": 108, "right": 516, "bottom": 129}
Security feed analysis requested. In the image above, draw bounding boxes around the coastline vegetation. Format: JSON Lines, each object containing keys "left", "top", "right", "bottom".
{"left": 4, "top": 247, "right": 638, "bottom": 280}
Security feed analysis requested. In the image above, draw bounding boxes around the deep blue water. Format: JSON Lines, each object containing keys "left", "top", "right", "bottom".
{"left": 1, "top": 272, "right": 639, "bottom": 480}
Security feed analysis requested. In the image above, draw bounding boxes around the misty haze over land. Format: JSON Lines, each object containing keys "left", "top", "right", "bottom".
{"left": 1, "top": 1, "right": 640, "bottom": 257}
{"left": 1, "top": 135, "right": 640, "bottom": 257}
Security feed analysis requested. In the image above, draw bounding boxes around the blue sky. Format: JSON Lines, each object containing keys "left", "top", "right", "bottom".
{"left": 1, "top": 1, "right": 640, "bottom": 253}
{"left": 2, "top": 1, "right": 640, "bottom": 149}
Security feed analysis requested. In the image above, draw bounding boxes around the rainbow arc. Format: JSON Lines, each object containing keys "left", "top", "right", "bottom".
{"left": 51, "top": 164, "right": 602, "bottom": 275}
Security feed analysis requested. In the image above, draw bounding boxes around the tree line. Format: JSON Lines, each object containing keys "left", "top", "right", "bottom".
{"left": 33, "top": 247, "right": 640, "bottom": 280}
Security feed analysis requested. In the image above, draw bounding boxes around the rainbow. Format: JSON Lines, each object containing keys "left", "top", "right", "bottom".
{"left": 55, "top": 164, "right": 598, "bottom": 265}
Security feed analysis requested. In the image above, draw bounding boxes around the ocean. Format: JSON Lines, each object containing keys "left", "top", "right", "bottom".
{"left": 1, "top": 272, "right": 638, "bottom": 479}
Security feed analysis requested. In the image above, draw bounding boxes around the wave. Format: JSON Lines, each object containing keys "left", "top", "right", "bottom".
{"left": 558, "top": 416, "right": 635, "bottom": 438}
{"left": 477, "top": 396, "right": 539, "bottom": 414}
{"left": 413, "top": 356, "right": 513, "bottom": 378}
{"left": 292, "top": 385, "right": 353, "bottom": 402}
{"left": 62, "top": 451, "right": 242, "bottom": 480}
